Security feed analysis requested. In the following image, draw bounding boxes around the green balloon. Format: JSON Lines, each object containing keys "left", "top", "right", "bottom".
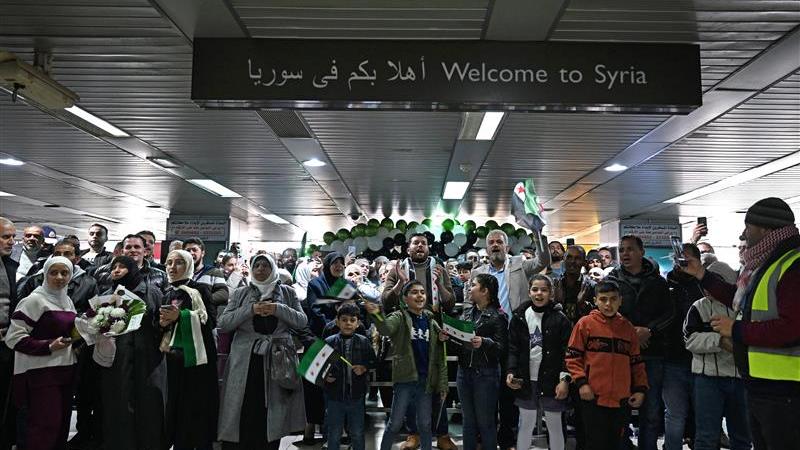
{"left": 365, "top": 226, "right": 378, "bottom": 237}
{"left": 396, "top": 219, "right": 408, "bottom": 232}
{"left": 515, "top": 228, "right": 528, "bottom": 238}
{"left": 485, "top": 220, "right": 499, "bottom": 230}
{"left": 381, "top": 218, "right": 394, "bottom": 229}
{"left": 421, "top": 218, "right": 432, "bottom": 227}
{"left": 475, "top": 226, "right": 488, "bottom": 239}
{"left": 501, "top": 223, "right": 516, "bottom": 236}
{"left": 407, "top": 221, "right": 419, "bottom": 230}
{"left": 442, "top": 218, "right": 455, "bottom": 231}
{"left": 323, "top": 232, "right": 336, "bottom": 245}
{"left": 464, "top": 220, "right": 476, "bottom": 232}
{"left": 367, "top": 218, "right": 380, "bottom": 228}
{"left": 351, "top": 226, "right": 363, "bottom": 237}
{"left": 337, "top": 228, "right": 351, "bottom": 241}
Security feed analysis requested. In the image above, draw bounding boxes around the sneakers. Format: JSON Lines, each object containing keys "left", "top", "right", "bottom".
{"left": 400, "top": 434, "right": 421, "bottom": 450}
{"left": 436, "top": 434, "right": 458, "bottom": 450}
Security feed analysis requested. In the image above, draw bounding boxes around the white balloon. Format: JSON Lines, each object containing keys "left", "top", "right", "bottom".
{"left": 445, "top": 242, "right": 460, "bottom": 257}
{"left": 453, "top": 233, "right": 467, "bottom": 247}
{"left": 452, "top": 225, "right": 466, "bottom": 235}
{"left": 319, "top": 245, "right": 331, "bottom": 252}
{"left": 331, "top": 240, "right": 344, "bottom": 253}
{"left": 353, "top": 236, "right": 368, "bottom": 254}
{"left": 377, "top": 227, "right": 391, "bottom": 239}
{"left": 368, "top": 235, "right": 383, "bottom": 251}
{"left": 518, "top": 234, "right": 533, "bottom": 247}
{"left": 475, "top": 238, "right": 486, "bottom": 248}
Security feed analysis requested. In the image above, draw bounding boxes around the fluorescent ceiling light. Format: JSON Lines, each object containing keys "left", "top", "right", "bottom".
{"left": 82, "top": 213, "right": 121, "bottom": 224}
{"left": 664, "top": 151, "right": 800, "bottom": 204}
{"left": 260, "top": 213, "right": 289, "bottom": 224}
{"left": 443, "top": 181, "right": 470, "bottom": 200}
{"left": 0, "top": 190, "right": 15, "bottom": 196}
{"left": 64, "top": 105, "right": 130, "bottom": 137}
{"left": 786, "top": 195, "right": 800, "bottom": 205}
{"left": 147, "top": 156, "right": 181, "bottom": 168}
{"left": 187, "top": 179, "right": 242, "bottom": 198}
{"left": 302, "top": 158, "right": 326, "bottom": 167}
{"left": 476, "top": 112, "right": 504, "bottom": 140}
{"left": 0, "top": 157, "right": 24, "bottom": 166}
{"left": 604, "top": 163, "right": 628, "bottom": 172}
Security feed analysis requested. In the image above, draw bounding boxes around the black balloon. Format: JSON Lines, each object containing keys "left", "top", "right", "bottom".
{"left": 383, "top": 237, "right": 394, "bottom": 250}
{"left": 424, "top": 231, "right": 436, "bottom": 244}
{"left": 394, "top": 233, "right": 406, "bottom": 246}
{"left": 440, "top": 230, "right": 454, "bottom": 244}
{"left": 466, "top": 232, "right": 478, "bottom": 246}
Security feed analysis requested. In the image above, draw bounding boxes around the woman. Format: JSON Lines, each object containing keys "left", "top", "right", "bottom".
{"left": 160, "top": 250, "right": 219, "bottom": 450}
{"left": 306, "top": 252, "right": 347, "bottom": 336}
{"left": 100, "top": 255, "right": 166, "bottom": 450}
{"left": 292, "top": 259, "right": 320, "bottom": 303}
{"left": 220, "top": 254, "right": 246, "bottom": 291}
{"left": 5, "top": 256, "right": 77, "bottom": 450}
{"left": 217, "top": 254, "right": 307, "bottom": 450}
{"left": 444, "top": 273, "right": 508, "bottom": 450}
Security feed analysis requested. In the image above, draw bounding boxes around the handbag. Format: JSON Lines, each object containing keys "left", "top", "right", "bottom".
{"left": 270, "top": 336, "right": 301, "bottom": 391}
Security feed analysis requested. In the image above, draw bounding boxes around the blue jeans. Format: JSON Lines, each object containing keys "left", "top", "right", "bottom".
{"left": 327, "top": 398, "right": 365, "bottom": 450}
{"left": 381, "top": 380, "right": 433, "bottom": 450}
{"left": 661, "top": 361, "right": 693, "bottom": 450}
{"left": 405, "top": 392, "right": 449, "bottom": 437}
{"left": 693, "top": 375, "right": 751, "bottom": 450}
{"left": 456, "top": 366, "right": 500, "bottom": 450}
{"left": 635, "top": 358, "right": 664, "bottom": 450}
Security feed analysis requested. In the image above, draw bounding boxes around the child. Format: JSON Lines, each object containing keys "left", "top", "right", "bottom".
{"left": 566, "top": 280, "right": 648, "bottom": 450}
{"left": 364, "top": 281, "right": 447, "bottom": 450}
{"left": 506, "top": 274, "right": 573, "bottom": 450}
{"left": 324, "top": 303, "right": 376, "bottom": 450}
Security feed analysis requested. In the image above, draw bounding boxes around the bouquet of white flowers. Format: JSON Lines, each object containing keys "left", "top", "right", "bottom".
{"left": 75, "top": 286, "right": 147, "bottom": 345}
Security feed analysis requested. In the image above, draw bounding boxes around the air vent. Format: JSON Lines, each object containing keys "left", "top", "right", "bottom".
{"left": 43, "top": 204, "right": 60, "bottom": 207}
{"left": 257, "top": 110, "right": 312, "bottom": 138}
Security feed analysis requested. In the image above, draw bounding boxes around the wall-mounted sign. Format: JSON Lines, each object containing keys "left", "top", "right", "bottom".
{"left": 620, "top": 222, "right": 682, "bottom": 248}
{"left": 167, "top": 216, "right": 230, "bottom": 241}
{"left": 192, "top": 39, "right": 701, "bottom": 114}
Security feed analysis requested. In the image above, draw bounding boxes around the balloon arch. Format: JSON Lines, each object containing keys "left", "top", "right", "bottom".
{"left": 309, "top": 218, "right": 537, "bottom": 260}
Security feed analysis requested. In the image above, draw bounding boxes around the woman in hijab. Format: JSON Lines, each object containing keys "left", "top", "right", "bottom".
{"left": 100, "top": 255, "right": 166, "bottom": 450}
{"left": 5, "top": 256, "right": 76, "bottom": 450}
{"left": 305, "top": 252, "right": 348, "bottom": 336}
{"left": 160, "top": 250, "right": 218, "bottom": 450}
{"left": 217, "top": 254, "right": 307, "bottom": 450}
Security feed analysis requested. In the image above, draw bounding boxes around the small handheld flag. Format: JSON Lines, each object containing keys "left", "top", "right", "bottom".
{"left": 297, "top": 339, "right": 351, "bottom": 385}
{"left": 325, "top": 278, "right": 358, "bottom": 300}
{"left": 442, "top": 313, "right": 475, "bottom": 342}
{"left": 511, "top": 179, "right": 546, "bottom": 233}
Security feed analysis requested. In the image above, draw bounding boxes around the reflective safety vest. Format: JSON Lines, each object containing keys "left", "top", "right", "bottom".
{"left": 747, "top": 247, "right": 800, "bottom": 382}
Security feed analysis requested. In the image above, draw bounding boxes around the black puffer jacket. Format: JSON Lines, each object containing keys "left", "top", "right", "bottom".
{"left": 456, "top": 304, "right": 508, "bottom": 369}
{"left": 17, "top": 268, "right": 98, "bottom": 314}
{"left": 607, "top": 258, "right": 674, "bottom": 358}
{"left": 507, "top": 301, "right": 572, "bottom": 399}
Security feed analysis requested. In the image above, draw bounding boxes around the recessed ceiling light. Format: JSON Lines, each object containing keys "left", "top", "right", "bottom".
{"left": 604, "top": 163, "right": 628, "bottom": 172}
{"left": 302, "top": 158, "right": 326, "bottom": 167}
{"left": 443, "top": 181, "right": 470, "bottom": 200}
{"left": 0, "top": 157, "right": 24, "bottom": 166}
{"left": 259, "top": 213, "right": 289, "bottom": 224}
{"left": 0, "top": 190, "right": 16, "bottom": 196}
{"left": 187, "top": 179, "right": 242, "bottom": 198}
{"left": 64, "top": 105, "right": 130, "bottom": 137}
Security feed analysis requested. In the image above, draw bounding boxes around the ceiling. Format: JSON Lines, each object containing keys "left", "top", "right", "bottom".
{"left": 1, "top": 0, "right": 799, "bottom": 244}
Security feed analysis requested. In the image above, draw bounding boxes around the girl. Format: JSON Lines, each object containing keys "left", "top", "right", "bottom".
{"left": 507, "top": 274, "right": 573, "bottom": 450}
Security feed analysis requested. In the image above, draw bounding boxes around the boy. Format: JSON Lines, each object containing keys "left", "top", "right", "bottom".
{"left": 566, "top": 280, "right": 648, "bottom": 450}
{"left": 324, "top": 303, "right": 376, "bottom": 450}
{"left": 364, "top": 281, "right": 447, "bottom": 450}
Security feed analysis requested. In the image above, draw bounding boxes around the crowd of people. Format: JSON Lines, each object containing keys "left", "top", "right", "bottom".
{"left": 0, "top": 196, "right": 798, "bottom": 450}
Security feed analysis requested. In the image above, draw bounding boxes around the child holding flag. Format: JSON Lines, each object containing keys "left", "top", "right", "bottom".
{"left": 440, "top": 273, "right": 507, "bottom": 450}
{"left": 323, "top": 303, "right": 376, "bottom": 450}
{"left": 364, "top": 281, "right": 447, "bottom": 450}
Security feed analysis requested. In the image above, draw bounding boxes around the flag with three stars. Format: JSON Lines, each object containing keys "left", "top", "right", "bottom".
{"left": 297, "top": 339, "right": 341, "bottom": 385}
{"left": 511, "top": 179, "right": 546, "bottom": 233}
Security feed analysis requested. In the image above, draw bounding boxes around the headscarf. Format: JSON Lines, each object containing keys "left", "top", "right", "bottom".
{"left": 322, "top": 252, "right": 345, "bottom": 286}
{"left": 39, "top": 256, "right": 74, "bottom": 305}
{"left": 249, "top": 253, "right": 279, "bottom": 298}
{"left": 110, "top": 255, "right": 141, "bottom": 291}
{"left": 294, "top": 261, "right": 314, "bottom": 290}
{"left": 166, "top": 249, "right": 195, "bottom": 284}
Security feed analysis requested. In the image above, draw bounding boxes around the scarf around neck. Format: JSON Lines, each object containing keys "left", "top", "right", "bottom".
{"left": 400, "top": 256, "right": 440, "bottom": 306}
{"left": 733, "top": 225, "right": 799, "bottom": 310}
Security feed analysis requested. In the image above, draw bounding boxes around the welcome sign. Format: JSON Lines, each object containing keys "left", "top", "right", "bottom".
{"left": 192, "top": 39, "right": 701, "bottom": 114}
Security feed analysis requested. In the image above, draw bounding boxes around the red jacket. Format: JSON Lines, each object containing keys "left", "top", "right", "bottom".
{"left": 567, "top": 310, "right": 648, "bottom": 408}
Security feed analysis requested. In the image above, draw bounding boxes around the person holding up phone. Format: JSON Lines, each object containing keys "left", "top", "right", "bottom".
{"left": 5, "top": 256, "right": 77, "bottom": 450}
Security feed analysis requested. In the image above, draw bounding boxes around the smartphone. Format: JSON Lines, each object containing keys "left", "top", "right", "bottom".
{"left": 671, "top": 236, "right": 687, "bottom": 267}
{"left": 61, "top": 337, "right": 73, "bottom": 344}
{"left": 512, "top": 377, "right": 524, "bottom": 385}
{"left": 566, "top": 238, "right": 575, "bottom": 246}
{"left": 697, "top": 217, "right": 708, "bottom": 235}
{"left": 347, "top": 245, "right": 356, "bottom": 257}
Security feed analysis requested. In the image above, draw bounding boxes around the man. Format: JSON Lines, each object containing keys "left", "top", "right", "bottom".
{"left": 553, "top": 245, "right": 594, "bottom": 324}
{"left": 0, "top": 217, "right": 19, "bottom": 450}
{"left": 683, "top": 197, "right": 800, "bottom": 450}
{"left": 597, "top": 246, "right": 616, "bottom": 270}
{"left": 586, "top": 249, "right": 602, "bottom": 269}
{"left": 477, "top": 249, "right": 489, "bottom": 266}
{"left": 547, "top": 240, "right": 566, "bottom": 277}
{"left": 381, "top": 233, "right": 456, "bottom": 450}
{"left": 15, "top": 239, "right": 100, "bottom": 448}
{"left": 138, "top": 230, "right": 165, "bottom": 271}
{"left": 81, "top": 223, "right": 113, "bottom": 268}
{"left": 465, "top": 251, "right": 480, "bottom": 268}
{"left": 282, "top": 248, "right": 298, "bottom": 276}
{"left": 370, "top": 256, "right": 389, "bottom": 285}
{"left": 95, "top": 234, "right": 168, "bottom": 294}
{"left": 607, "top": 235, "right": 674, "bottom": 450}
{"left": 184, "top": 237, "right": 229, "bottom": 316}
{"left": 10, "top": 225, "right": 50, "bottom": 281}
{"left": 466, "top": 229, "right": 551, "bottom": 450}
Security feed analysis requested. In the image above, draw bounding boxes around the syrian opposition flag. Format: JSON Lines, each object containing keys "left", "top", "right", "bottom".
{"left": 172, "top": 309, "right": 208, "bottom": 367}
{"left": 325, "top": 278, "right": 358, "bottom": 300}
{"left": 442, "top": 313, "right": 475, "bottom": 342}
{"left": 297, "top": 339, "right": 341, "bottom": 385}
{"left": 512, "top": 179, "right": 546, "bottom": 233}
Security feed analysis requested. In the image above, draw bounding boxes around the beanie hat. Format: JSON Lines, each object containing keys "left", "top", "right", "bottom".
{"left": 744, "top": 197, "right": 795, "bottom": 229}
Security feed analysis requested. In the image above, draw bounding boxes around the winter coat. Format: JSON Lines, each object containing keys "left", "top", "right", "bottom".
{"left": 683, "top": 296, "right": 740, "bottom": 378}
{"left": 507, "top": 301, "right": 572, "bottom": 399}
{"left": 566, "top": 310, "right": 648, "bottom": 408}
{"left": 95, "top": 259, "right": 168, "bottom": 295}
{"left": 16, "top": 266, "right": 98, "bottom": 314}
{"left": 217, "top": 282, "right": 307, "bottom": 443}
{"left": 374, "top": 308, "right": 448, "bottom": 394}
{"left": 323, "top": 332, "right": 376, "bottom": 402}
{"left": 456, "top": 304, "right": 508, "bottom": 370}
{"left": 607, "top": 258, "right": 674, "bottom": 358}
{"left": 663, "top": 271, "right": 704, "bottom": 365}
{"left": 467, "top": 253, "right": 551, "bottom": 314}
{"left": 552, "top": 273, "right": 595, "bottom": 323}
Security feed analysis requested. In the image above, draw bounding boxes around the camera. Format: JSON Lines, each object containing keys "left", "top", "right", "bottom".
{"left": 349, "top": 213, "right": 360, "bottom": 220}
